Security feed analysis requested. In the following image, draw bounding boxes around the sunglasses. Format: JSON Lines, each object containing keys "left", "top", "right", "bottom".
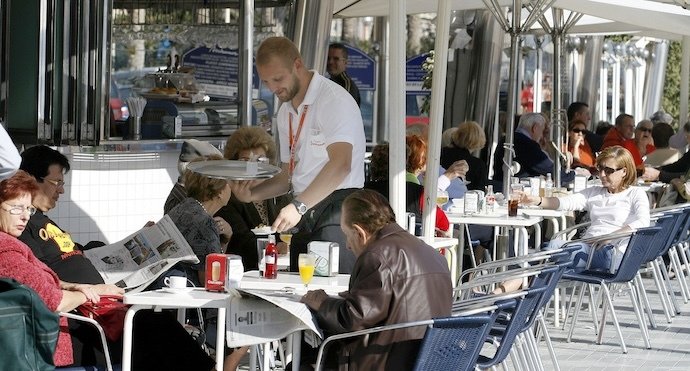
{"left": 597, "top": 166, "right": 623, "bottom": 176}
{"left": 636, "top": 127, "right": 652, "bottom": 133}
{"left": 571, "top": 128, "right": 586, "bottom": 134}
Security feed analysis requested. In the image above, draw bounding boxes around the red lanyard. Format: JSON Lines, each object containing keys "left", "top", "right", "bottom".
{"left": 288, "top": 105, "right": 309, "bottom": 180}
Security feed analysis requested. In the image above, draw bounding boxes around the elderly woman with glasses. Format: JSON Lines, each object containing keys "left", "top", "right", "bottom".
{"left": 567, "top": 120, "right": 595, "bottom": 169}
{"left": 216, "top": 127, "right": 290, "bottom": 271}
{"left": 0, "top": 171, "right": 124, "bottom": 367}
{"left": 520, "top": 146, "right": 650, "bottom": 272}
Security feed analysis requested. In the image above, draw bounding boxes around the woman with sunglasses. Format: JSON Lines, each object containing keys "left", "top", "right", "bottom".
{"left": 520, "top": 146, "right": 650, "bottom": 272}
{"left": 567, "top": 120, "right": 595, "bottom": 169}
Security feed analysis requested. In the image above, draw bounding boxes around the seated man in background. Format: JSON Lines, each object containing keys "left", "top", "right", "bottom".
{"left": 493, "top": 112, "right": 578, "bottom": 184}
{"left": 301, "top": 189, "right": 452, "bottom": 370}
{"left": 602, "top": 113, "right": 645, "bottom": 168}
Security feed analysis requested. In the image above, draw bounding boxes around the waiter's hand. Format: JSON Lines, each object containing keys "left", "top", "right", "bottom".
{"left": 229, "top": 180, "right": 256, "bottom": 203}
{"left": 301, "top": 289, "right": 328, "bottom": 311}
{"left": 272, "top": 203, "right": 302, "bottom": 233}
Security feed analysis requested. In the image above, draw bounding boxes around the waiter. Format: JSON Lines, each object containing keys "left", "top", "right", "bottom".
{"left": 232, "top": 37, "right": 365, "bottom": 273}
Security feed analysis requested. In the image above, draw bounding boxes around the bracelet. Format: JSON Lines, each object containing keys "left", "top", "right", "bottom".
{"left": 536, "top": 197, "right": 543, "bottom": 206}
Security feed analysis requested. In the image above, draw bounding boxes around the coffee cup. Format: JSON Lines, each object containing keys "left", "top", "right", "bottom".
{"left": 164, "top": 275, "right": 187, "bottom": 289}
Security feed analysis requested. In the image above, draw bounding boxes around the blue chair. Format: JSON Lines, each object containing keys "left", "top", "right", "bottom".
{"left": 313, "top": 299, "right": 509, "bottom": 371}
{"left": 476, "top": 265, "right": 560, "bottom": 369}
{"left": 637, "top": 211, "right": 685, "bottom": 327}
{"left": 562, "top": 226, "right": 661, "bottom": 354}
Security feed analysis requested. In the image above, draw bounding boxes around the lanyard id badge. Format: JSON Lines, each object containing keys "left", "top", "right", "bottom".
{"left": 288, "top": 105, "right": 309, "bottom": 192}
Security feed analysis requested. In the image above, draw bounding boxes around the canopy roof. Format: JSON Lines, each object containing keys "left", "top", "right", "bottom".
{"left": 334, "top": 0, "right": 690, "bottom": 40}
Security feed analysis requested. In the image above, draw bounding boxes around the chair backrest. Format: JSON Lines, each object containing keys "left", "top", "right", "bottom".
{"left": 0, "top": 278, "right": 59, "bottom": 371}
{"left": 644, "top": 213, "right": 680, "bottom": 261}
{"left": 476, "top": 283, "right": 550, "bottom": 368}
{"left": 413, "top": 314, "right": 498, "bottom": 371}
{"left": 668, "top": 206, "right": 690, "bottom": 247}
{"left": 610, "top": 226, "right": 662, "bottom": 283}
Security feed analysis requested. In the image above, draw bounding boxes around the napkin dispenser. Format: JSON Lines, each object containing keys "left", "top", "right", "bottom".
{"left": 308, "top": 241, "right": 339, "bottom": 277}
{"left": 463, "top": 190, "right": 484, "bottom": 215}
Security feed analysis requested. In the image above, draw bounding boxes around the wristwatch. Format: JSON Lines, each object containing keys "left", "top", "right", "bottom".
{"left": 291, "top": 199, "right": 308, "bottom": 215}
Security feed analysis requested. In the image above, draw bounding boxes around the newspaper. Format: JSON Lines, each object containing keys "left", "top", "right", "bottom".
{"left": 225, "top": 288, "right": 322, "bottom": 348}
{"left": 83, "top": 215, "right": 198, "bottom": 293}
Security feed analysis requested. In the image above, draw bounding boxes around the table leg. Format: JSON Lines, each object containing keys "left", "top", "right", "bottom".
{"left": 291, "top": 331, "right": 302, "bottom": 371}
{"left": 533, "top": 223, "right": 542, "bottom": 252}
{"left": 122, "top": 305, "right": 145, "bottom": 371}
{"left": 217, "top": 307, "right": 226, "bottom": 371}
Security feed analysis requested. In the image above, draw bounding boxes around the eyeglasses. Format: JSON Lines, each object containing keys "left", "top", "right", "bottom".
{"left": 636, "top": 127, "right": 653, "bottom": 133}
{"left": 571, "top": 128, "right": 585, "bottom": 134}
{"left": 237, "top": 156, "right": 269, "bottom": 163}
{"left": 597, "top": 166, "right": 623, "bottom": 176}
{"left": 1, "top": 204, "right": 37, "bottom": 216}
{"left": 42, "top": 178, "right": 65, "bottom": 187}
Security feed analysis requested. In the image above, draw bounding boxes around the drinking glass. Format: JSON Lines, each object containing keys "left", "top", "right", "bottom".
{"left": 508, "top": 183, "right": 524, "bottom": 217}
{"left": 436, "top": 190, "right": 449, "bottom": 207}
{"left": 298, "top": 253, "right": 316, "bottom": 289}
{"left": 280, "top": 233, "right": 292, "bottom": 249}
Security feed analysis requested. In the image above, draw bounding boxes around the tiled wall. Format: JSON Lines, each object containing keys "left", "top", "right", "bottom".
{"left": 50, "top": 151, "right": 180, "bottom": 244}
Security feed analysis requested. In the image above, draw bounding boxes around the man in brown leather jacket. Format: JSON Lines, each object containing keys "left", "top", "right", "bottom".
{"left": 301, "top": 189, "right": 452, "bottom": 370}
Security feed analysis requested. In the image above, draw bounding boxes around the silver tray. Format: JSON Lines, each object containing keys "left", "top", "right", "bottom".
{"left": 186, "top": 160, "right": 281, "bottom": 180}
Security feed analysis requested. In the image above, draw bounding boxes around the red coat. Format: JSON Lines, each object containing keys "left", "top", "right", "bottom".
{"left": 0, "top": 232, "right": 73, "bottom": 366}
{"left": 602, "top": 127, "right": 644, "bottom": 166}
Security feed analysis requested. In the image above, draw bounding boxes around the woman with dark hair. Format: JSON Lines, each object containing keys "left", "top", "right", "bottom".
{"left": 217, "top": 127, "right": 290, "bottom": 271}
{"left": 567, "top": 119, "right": 596, "bottom": 169}
{"left": 521, "top": 146, "right": 650, "bottom": 272}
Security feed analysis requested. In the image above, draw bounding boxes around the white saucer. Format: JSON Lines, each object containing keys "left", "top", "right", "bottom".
{"left": 160, "top": 287, "right": 194, "bottom": 294}
{"left": 251, "top": 227, "right": 275, "bottom": 235}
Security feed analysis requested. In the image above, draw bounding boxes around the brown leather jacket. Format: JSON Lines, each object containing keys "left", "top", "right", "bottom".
{"left": 315, "top": 223, "right": 452, "bottom": 370}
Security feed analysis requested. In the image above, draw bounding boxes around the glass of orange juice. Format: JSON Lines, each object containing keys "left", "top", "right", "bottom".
{"left": 298, "top": 253, "right": 316, "bottom": 289}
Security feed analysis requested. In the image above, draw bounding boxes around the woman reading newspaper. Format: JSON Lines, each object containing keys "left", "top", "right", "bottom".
{"left": 167, "top": 156, "right": 247, "bottom": 371}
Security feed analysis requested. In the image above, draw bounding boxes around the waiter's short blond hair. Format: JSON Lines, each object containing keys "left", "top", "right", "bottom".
{"left": 256, "top": 36, "right": 301, "bottom": 69}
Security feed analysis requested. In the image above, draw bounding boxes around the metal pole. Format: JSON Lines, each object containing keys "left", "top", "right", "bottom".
{"left": 502, "top": 0, "right": 522, "bottom": 196}
{"left": 551, "top": 11, "right": 562, "bottom": 188}
{"left": 681, "top": 37, "right": 690, "bottom": 127}
{"left": 239, "top": 0, "right": 254, "bottom": 127}
{"left": 389, "top": 0, "right": 407, "bottom": 228}
{"left": 421, "top": 0, "right": 451, "bottom": 243}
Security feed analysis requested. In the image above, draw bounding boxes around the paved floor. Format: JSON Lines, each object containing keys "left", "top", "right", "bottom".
{"left": 236, "top": 275, "right": 690, "bottom": 371}
{"left": 536, "top": 277, "right": 690, "bottom": 371}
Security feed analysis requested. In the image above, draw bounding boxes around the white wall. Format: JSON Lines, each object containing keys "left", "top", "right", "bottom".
{"left": 48, "top": 151, "right": 179, "bottom": 244}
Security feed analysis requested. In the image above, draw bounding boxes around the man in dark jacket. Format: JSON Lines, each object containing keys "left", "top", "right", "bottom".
{"left": 301, "top": 189, "right": 452, "bottom": 370}
{"left": 327, "top": 43, "right": 361, "bottom": 106}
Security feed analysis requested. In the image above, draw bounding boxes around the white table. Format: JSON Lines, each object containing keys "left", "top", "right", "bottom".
{"left": 122, "top": 289, "right": 233, "bottom": 371}
{"left": 421, "top": 236, "right": 460, "bottom": 285}
{"left": 447, "top": 212, "right": 543, "bottom": 278}
{"left": 239, "top": 271, "right": 350, "bottom": 369}
{"left": 240, "top": 270, "right": 350, "bottom": 294}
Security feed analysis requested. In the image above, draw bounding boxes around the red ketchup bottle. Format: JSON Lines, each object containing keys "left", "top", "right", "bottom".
{"left": 264, "top": 235, "right": 278, "bottom": 279}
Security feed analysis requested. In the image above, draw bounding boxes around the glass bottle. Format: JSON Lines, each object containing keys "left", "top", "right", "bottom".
{"left": 264, "top": 235, "right": 278, "bottom": 279}
{"left": 544, "top": 173, "right": 554, "bottom": 198}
